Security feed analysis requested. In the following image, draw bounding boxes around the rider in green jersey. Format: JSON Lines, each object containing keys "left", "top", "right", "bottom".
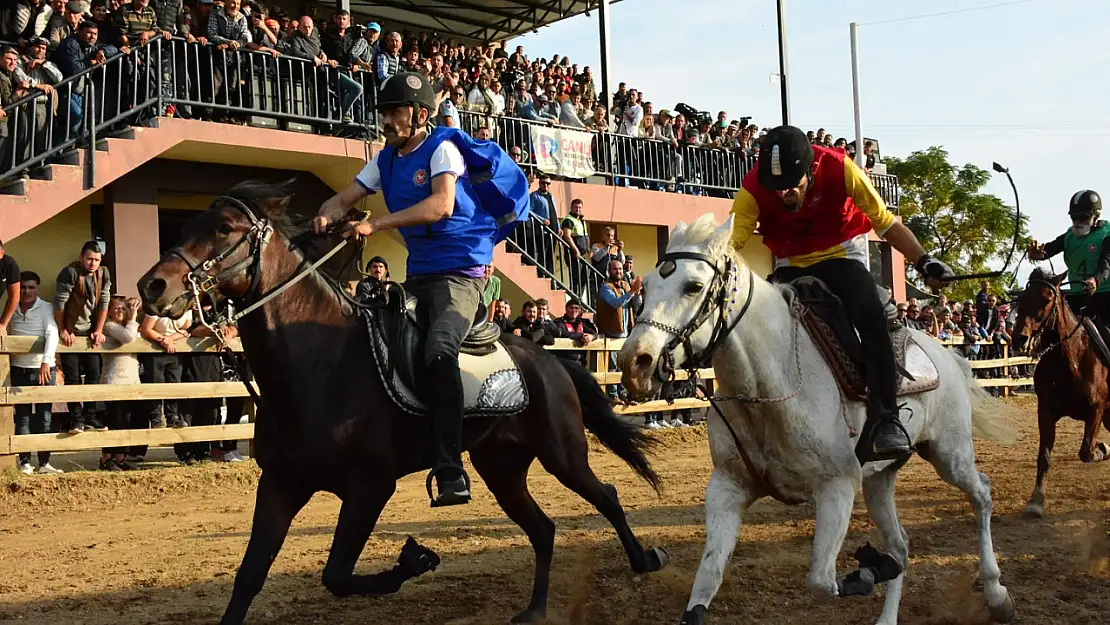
{"left": 1029, "top": 189, "right": 1110, "bottom": 322}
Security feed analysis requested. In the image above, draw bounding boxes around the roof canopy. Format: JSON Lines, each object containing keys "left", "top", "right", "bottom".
{"left": 347, "top": 0, "right": 618, "bottom": 44}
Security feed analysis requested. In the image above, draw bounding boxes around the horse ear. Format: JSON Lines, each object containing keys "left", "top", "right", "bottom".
{"left": 714, "top": 214, "right": 735, "bottom": 243}
{"left": 1052, "top": 272, "right": 1067, "bottom": 286}
{"left": 672, "top": 221, "right": 689, "bottom": 239}
{"left": 260, "top": 195, "right": 292, "bottom": 220}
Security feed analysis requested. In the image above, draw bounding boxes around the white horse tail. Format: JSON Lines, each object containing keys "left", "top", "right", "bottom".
{"left": 954, "top": 352, "right": 1021, "bottom": 444}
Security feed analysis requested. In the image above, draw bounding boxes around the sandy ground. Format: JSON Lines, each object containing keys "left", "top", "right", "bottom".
{"left": 1, "top": 395, "right": 1107, "bottom": 625}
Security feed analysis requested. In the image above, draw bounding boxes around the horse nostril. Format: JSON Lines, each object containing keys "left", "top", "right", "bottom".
{"left": 634, "top": 353, "right": 654, "bottom": 370}
{"left": 144, "top": 278, "right": 167, "bottom": 299}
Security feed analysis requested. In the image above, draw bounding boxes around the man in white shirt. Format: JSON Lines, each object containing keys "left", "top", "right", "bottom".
{"left": 9, "top": 271, "right": 62, "bottom": 474}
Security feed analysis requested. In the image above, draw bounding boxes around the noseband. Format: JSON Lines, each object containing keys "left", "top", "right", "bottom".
{"left": 1021, "top": 277, "right": 1085, "bottom": 358}
{"left": 635, "top": 250, "right": 754, "bottom": 385}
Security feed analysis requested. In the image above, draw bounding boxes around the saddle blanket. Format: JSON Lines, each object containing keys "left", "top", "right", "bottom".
{"left": 364, "top": 312, "right": 530, "bottom": 418}
{"left": 802, "top": 310, "right": 941, "bottom": 401}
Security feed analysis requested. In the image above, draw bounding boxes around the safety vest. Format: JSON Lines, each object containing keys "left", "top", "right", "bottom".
{"left": 1064, "top": 221, "right": 1110, "bottom": 293}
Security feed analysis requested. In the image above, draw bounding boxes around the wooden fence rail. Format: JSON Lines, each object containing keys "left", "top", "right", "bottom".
{"left": 0, "top": 333, "right": 1034, "bottom": 467}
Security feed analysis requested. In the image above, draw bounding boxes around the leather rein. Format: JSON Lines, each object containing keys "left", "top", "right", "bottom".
{"left": 635, "top": 251, "right": 803, "bottom": 503}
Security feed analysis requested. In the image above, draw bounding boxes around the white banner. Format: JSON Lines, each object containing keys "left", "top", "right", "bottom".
{"left": 529, "top": 125, "right": 597, "bottom": 179}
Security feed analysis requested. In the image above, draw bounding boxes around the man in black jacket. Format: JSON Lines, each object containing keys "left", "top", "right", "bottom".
{"left": 511, "top": 300, "right": 558, "bottom": 346}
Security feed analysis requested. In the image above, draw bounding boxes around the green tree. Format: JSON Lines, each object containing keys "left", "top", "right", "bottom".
{"left": 885, "top": 146, "right": 1028, "bottom": 302}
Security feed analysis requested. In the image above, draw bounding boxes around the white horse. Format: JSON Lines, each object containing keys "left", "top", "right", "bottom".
{"left": 617, "top": 213, "right": 1018, "bottom": 625}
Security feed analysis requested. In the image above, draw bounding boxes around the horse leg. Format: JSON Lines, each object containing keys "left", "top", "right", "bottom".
{"left": 469, "top": 444, "right": 555, "bottom": 624}
{"left": 536, "top": 440, "right": 669, "bottom": 576}
{"left": 862, "top": 467, "right": 909, "bottom": 625}
{"left": 221, "top": 471, "right": 313, "bottom": 625}
{"left": 681, "top": 468, "right": 755, "bottom": 625}
{"left": 321, "top": 479, "right": 405, "bottom": 597}
{"left": 810, "top": 477, "right": 854, "bottom": 597}
{"left": 927, "top": 436, "right": 1015, "bottom": 623}
{"left": 1079, "top": 407, "right": 1109, "bottom": 463}
{"left": 1024, "top": 409, "right": 1058, "bottom": 518}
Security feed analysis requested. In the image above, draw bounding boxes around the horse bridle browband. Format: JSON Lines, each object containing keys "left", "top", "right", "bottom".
{"left": 636, "top": 250, "right": 755, "bottom": 386}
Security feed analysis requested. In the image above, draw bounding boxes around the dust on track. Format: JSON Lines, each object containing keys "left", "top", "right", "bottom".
{"left": 1, "top": 396, "right": 1107, "bottom": 625}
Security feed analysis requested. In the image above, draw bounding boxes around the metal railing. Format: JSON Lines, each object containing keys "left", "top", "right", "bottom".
{"left": 0, "top": 37, "right": 901, "bottom": 210}
{"left": 506, "top": 213, "right": 606, "bottom": 312}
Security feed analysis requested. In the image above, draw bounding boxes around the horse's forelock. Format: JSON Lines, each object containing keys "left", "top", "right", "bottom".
{"left": 666, "top": 214, "right": 739, "bottom": 266}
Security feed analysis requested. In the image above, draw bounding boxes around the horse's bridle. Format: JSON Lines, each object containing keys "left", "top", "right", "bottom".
{"left": 635, "top": 250, "right": 755, "bottom": 386}
{"left": 164, "top": 195, "right": 275, "bottom": 331}
{"left": 1021, "top": 277, "right": 1086, "bottom": 358}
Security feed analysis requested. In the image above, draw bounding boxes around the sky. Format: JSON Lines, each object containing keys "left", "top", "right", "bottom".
{"left": 512, "top": 0, "right": 1110, "bottom": 281}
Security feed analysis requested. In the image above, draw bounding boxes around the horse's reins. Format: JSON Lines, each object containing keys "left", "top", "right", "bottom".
{"left": 636, "top": 251, "right": 803, "bottom": 503}
{"left": 1023, "top": 277, "right": 1090, "bottom": 361}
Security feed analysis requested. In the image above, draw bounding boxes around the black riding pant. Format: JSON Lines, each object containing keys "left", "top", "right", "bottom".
{"left": 404, "top": 273, "right": 484, "bottom": 478}
{"left": 774, "top": 258, "right": 897, "bottom": 413}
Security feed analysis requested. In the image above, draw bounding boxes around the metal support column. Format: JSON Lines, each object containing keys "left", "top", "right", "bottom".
{"left": 598, "top": 0, "right": 613, "bottom": 116}
{"left": 776, "top": 0, "right": 791, "bottom": 125}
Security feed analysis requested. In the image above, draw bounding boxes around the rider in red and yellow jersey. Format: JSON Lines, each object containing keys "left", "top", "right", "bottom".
{"left": 730, "top": 125, "right": 955, "bottom": 462}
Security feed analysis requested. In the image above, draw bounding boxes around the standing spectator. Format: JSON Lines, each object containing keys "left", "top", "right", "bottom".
{"left": 596, "top": 258, "right": 642, "bottom": 400}
{"left": 19, "top": 36, "right": 60, "bottom": 155}
{"left": 205, "top": 0, "right": 249, "bottom": 118}
{"left": 150, "top": 0, "right": 191, "bottom": 117}
{"left": 978, "top": 293, "right": 1001, "bottom": 334}
{"left": 894, "top": 302, "right": 909, "bottom": 327}
{"left": 350, "top": 21, "right": 380, "bottom": 70}
{"left": 590, "top": 225, "right": 624, "bottom": 274}
{"left": 365, "top": 255, "right": 389, "bottom": 281}
{"left": 53, "top": 240, "right": 110, "bottom": 433}
{"left": 54, "top": 21, "right": 117, "bottom": 136}
{"left": 174, "top": 309, "right": 235, "bottom": 465}
{"left": 373, "top": 30, "right": 400, "bottom": 83}
{"left": 0, "top": 239, "right": 22, "bottom": 335}
{"left": 138, "top": 307, "right": 189, "bottom": 428}
{"left": 10, "top": 271, "right": 61, "bottom": 475}
{"left": 319, "top": 9, "right": 363, "bottom": 120}
{"left": 46, "top": 0, "right": 84, "bottom": 50}
{"left": 99, "top": 296, "right": 141, "bottom": 471}
{"left": 481, "top": 263, "right": 500, "bottom": 308}
{"left": 976, "top": 281, "right": 991, "bottom": 310}
{"left": 623, "top": 256, "right": 643, "bottom": 317}
{"left": 2, "top": 0, "right": 53, "bottom": 43}
{"left": 863, "top": 140, "right": 877, "bottom": 170}
{"left": 559, "top": 198, "right": 590, "bottom": 294}
{"left": 0, "top": 47, "right": 25, "bottom": 172}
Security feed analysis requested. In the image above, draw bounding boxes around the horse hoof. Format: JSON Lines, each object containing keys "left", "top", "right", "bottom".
{"left": 988, "top": 592, "right": 1016, "bottom": 623}
{"left": 510, "top": 608, "right": 545, "bottom": 623}
{"left": 648, "top": 547, "right": 671, "bottom": 572}
{"left": 1022, "top": 502, "right": 1044, "bottom": 519}
{"left": 679, "top": 605, "right": 708, "bottom": 625}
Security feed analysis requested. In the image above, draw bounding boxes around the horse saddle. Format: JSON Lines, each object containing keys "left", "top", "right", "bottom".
{"left": 358, "top": 279, "right": 529, "bottom": 418}
{"left": 786, "top": 276, "right": 940, "bottom": 401}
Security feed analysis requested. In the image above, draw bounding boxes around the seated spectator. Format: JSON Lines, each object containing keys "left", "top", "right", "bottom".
{"left": 10, "top": 270, "right": 62, "bottom": 475}
{"left": 99, "top": 295, "right": 141, "bottom": 471}
{"left": 54, "top": 240, "right": 110, "bottom": 433}
{"left": 511, "top": 300, "right": 557, "bottom": 345}
{"left": 534, "top": 297, "right": 551, "bottom": 321}
{"left": 490, "top": 298, "right": 513, "bottom": 333}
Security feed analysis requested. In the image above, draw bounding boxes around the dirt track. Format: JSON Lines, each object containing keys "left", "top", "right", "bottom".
{"left": 1, "top": 396, "right": 1108, "bottom": 625}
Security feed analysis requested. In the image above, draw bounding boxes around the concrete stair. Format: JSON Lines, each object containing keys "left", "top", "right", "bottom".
{"left": 493, "top": 244, "right": 569, "bottom": 316}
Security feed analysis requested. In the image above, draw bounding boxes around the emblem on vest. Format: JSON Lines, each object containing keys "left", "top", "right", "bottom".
{"left": 413, "top": 168, "right": 428, "bottom": 186}
{"left": 1089, "top": 243, "right": 1098, "bottom": 253}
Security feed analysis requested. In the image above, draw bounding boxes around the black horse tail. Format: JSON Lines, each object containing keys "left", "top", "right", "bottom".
{"left": 556, "top": 357, "right": 663, "bottom": 494}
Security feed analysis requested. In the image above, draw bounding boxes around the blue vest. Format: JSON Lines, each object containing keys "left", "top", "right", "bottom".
{"left": 377, "top": 127, "right": 529, "bottom": 277}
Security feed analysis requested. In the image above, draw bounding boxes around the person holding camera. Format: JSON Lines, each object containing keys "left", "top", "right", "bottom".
{"left": 590, "top": 225, "right": 624, "bottom": 275}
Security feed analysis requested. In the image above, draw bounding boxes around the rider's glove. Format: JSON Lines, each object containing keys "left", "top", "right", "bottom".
{"left": 914, "top": 253, "right": 956, "bottom": 284}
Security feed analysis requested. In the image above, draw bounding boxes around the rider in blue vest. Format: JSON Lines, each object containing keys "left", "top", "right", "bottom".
{"left": 312, "top": 72, "right": 511, "bottom": 507}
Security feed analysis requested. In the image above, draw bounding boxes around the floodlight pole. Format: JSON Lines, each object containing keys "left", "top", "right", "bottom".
{"left": 598, "top": 0, "right": 613, "bottom": 116}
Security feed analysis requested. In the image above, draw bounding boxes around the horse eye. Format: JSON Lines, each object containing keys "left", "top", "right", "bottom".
{"left": 218, "top": 224, "right": 234, "bottom": 235}
{"left": 683, "top": 282, "right": 704, "bottom": 295}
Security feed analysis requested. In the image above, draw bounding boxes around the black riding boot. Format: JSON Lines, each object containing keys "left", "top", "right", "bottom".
{"left": 867, "top": 405, "right": 912, "bottom": 462}
{"left": 425, "top": 355, "right": 471, "bottom": 507}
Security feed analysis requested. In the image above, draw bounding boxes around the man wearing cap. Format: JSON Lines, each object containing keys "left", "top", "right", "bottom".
{"left": 1029, "top": 189, "right": 1110, "bottom": 323}
{"left": 47, "top": 0, "right": 86, "bottom": 50}
{"left": 730, "top": 124, "right": 955, "bottom": 461}
{"left": 18, "top": 36, "right": 59, "bottom": 154}
{"left": 350, "top": 21, "right": 380, "bottom": 70}
{"left": 311, "top": 72, "right": 527, "bottom": 507}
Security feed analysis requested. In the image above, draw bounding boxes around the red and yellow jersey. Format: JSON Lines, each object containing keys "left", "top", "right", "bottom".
{"left": 730, "top": 146, "right": 896, "bottom": 268}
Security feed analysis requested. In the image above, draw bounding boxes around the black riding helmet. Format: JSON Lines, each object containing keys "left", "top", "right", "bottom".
{"left": 757, "top": 125, "right": 814, "bottom": 191}
{"left": 376, "top": 72, "right": 436, "bottom": 114}
{"left": 1069, "top": 189, "right": 1102, "bottom": 218}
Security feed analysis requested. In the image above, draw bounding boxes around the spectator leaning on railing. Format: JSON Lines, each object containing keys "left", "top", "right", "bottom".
{"left": 53, "top": 240, "right": 110, "bottom": 433}
{"left": 99, "top": 295, "right": 142, "bottom": 471}
{"left": 0, "top": 239, "right": 22, "bottom": 335}
{"left": 9, "top": 270, "right": 62, "bottom": 475}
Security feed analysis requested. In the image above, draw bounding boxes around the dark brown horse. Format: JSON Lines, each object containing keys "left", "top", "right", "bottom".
{"left": 136, "top": 181, "right": 670, "bottom": 625}
{"left": 1011, "top": 267, "right": 1110, "bottom": 517}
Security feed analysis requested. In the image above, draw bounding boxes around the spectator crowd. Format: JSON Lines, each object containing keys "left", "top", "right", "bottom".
{"left": 0, "top": 0, "right": 887, "bottom": 198}
{"left": 3, "top": 237, "right": 246, "bottom": 475}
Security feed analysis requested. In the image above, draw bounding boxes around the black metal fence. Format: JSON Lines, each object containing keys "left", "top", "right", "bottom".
{"left": 0, "top": 37, "right": 900, "bottom": 209}
{"left": 506, "top": 213, "right": 606, "bottom": 312}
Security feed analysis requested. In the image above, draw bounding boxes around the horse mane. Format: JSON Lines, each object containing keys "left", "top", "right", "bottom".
{"left": 219, "top": 179, "right": 308, "bottom": 240}
{"left": 1028, "top": 266, "right": 1056, "bottom": 283}
{"left": 667, "top": 213, "right": 742, "bottom": 266}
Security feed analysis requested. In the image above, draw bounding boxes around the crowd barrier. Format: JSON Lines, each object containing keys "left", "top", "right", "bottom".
{"left": 0, "top": 333, "right": 1032, "bottom": 468}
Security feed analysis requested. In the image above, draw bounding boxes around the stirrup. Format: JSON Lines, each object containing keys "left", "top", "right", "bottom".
{"left": 425, "top": 468, "right": 472, "bottom": 508}
{"left": 860, "top": 406, "right": 914, "bottom": 464}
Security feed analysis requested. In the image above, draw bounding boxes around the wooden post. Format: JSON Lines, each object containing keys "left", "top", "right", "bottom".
{"left": 0, "top": 347, "right": 15, "bottom": 470}
{"left": 1002, "top": 343, "right": 1011, "bottom": 398}
{"left": 245, "top": 396, "right": 257, "bottom": 460}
